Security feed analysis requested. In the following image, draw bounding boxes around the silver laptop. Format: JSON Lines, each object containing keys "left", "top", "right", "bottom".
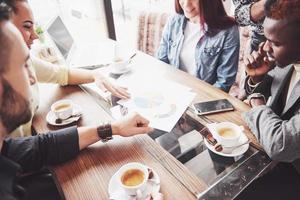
{"left": 46, "top": 16, "right": 114, "bottom": 68}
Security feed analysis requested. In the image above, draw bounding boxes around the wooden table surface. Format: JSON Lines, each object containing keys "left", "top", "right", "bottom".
{"left": 33, "top": 51, "right": 262, "bottom": 199}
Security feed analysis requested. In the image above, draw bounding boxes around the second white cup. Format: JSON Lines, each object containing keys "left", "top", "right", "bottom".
{"left": 51, "top": 99, "right": 73, "bottom": 120}
{"left": 111, "top": 57, "right": 128, "bottom": 72}
{"left": 117, "top": 162, "right": 149, "bottom": 196}
{"left": 212, "top": 122, "right": 242, "bottom": 147}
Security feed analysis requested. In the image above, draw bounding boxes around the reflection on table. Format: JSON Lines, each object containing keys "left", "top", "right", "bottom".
{"left": 79, "top": 50, "right": 272, "bottom": 199}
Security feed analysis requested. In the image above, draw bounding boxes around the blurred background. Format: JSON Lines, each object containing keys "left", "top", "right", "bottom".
{"left": 29, "top": 0, "right": 234, "bottom": 51}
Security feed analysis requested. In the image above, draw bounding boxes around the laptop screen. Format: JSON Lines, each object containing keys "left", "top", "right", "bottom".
{"left": 47, "top": 16, "right": 74, "bottom": 59}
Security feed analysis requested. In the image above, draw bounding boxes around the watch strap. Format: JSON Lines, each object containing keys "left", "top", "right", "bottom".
{"left": 97, "top": 123, "right": 113, "bottom": 142}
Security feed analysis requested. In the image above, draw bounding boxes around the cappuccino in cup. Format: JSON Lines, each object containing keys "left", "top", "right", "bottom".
{"left": 51, "top": 99, "right": 73, "bottom": 120}
{"left": 213, "top": 122, "right": 242, "bottom": 147}
{"left": 117, "top": 162, "right": 149, "bottom": 196}
{"left": 218, "top": 127, "right": 239, "bottom": 138}
{"left": 121, "top": 169, "right": 145, "bottom": 187}
{"left": 54, "top": 103, "right": 71, "bottom": 112}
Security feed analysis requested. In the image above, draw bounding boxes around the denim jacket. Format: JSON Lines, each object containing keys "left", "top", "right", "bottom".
{"left": 156, "top": 14, "right": 240, "bottom": 92}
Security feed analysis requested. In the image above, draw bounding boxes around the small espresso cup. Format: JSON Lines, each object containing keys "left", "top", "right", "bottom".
{"left": 51, "top": 99, "right": 73, "bottom": 120}
{"left": 213, "top": 122, "right": 242, "bottom": 147}
{"left": 111, "top": 57, "right": 128, "bottom": 72}
{"left": 117, "top": 162, "right": 149, "bottom": 197}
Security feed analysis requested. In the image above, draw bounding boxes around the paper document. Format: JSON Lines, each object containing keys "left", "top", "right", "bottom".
{"left": 117, "top": 77, "right": 196, "bottom": 132}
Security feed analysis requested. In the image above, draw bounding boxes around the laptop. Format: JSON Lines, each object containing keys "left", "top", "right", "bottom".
{"left": 46, "top": 16, "right": 114, "bottom": 68}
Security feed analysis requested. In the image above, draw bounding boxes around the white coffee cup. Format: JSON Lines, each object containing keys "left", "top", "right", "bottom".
{"left": 212, "top": 122, "right": 242, "bottom": 147}
{"left": 111, "top": 57, "right": 128, "bottom": 72}
{"left": 51, "top": 99, "right": 73, "bottom": 120}
{"left": 117, "top": 162, "right": 149, "bottom": 196}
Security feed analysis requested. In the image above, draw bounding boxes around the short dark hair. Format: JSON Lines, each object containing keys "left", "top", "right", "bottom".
{"left": 0, "top": 1, "right": 12, "bottom": 73}
{"left": 265, "top": 0, "right": 300, "bottom": 20}
{"left": 3, "top": 0, "right": 27, "bottom": 14}
{"left": 0, "top": 1, "right": 11, "bottom": 20}
{"left": 175, "top": 0, "right": 236, "bottom": 34}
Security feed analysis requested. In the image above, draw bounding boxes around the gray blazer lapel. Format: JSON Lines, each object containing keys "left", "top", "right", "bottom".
{"left": 269, "top": 65, "right": 294, "bottom": 108}
{"left": 282, "top": 79, "right": 300, "bottom": 115}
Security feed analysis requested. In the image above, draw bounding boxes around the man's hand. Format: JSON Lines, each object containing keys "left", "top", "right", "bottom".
{"left": 244, "top": 98, "right": 265, "bottom": 107}
{"left": 243, "top": 99, "right": 250, "bottom": 106}
{"left": 244, "top": 42, "right": 274, "bottom": 83}
{"left": 78, "top": 113, "right": 153, "bottom": 150}
{"left": 250, "top": 98, "right": 266, "bottom": 107}
{"left": 111, "top": 112, "right": 154, "bottom": 137}
{"left": 93, "top": 71, "right": 130, "bottom": 99}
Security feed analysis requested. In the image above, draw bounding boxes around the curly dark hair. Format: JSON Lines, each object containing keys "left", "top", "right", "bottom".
{"left": 265, "top": 0, "right": 300, "bottom": 20}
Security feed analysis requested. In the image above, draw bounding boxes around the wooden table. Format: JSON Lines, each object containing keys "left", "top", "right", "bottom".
{"left": 33, "top": 51, "right": 271, "bottom": 200}
{"left": 34, "top": 84, "right": 206, "bottom": 199}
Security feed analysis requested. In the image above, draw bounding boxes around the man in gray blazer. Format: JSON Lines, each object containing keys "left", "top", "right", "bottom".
{"left": 236, "top": 0, "right": 300, "bottom": 199}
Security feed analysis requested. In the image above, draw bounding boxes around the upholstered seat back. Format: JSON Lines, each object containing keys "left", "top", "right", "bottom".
{"left": 137, "top": 11, "right": 170, "bottom": 56}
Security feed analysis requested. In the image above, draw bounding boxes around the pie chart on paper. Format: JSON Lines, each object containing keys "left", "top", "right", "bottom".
{"left": 133, "top": 92, "right": 164, "bottom": 109}
{"left": 132, "top": 92, "right": 177, "bottom": 119}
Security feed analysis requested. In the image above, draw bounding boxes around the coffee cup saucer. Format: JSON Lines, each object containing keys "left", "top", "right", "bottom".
{"left": 110, "top": 64, "right": 132, "bottom": 75}
{"left": 204, "top": 124, "right": 249, "bottom": 157}
{"left": 108, "top": 166, "right": 160, "bottom": 200}
{"left": 46, "top": 103, "right": 82, "bottom": 126}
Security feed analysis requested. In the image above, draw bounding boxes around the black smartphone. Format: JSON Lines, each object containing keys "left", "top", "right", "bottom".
{"left": 192, "top": 99, "right": 234, "bottom": 115}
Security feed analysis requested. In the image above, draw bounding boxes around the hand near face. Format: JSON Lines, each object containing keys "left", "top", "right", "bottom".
{"left": 111, "top": 112, "right": 154, "bottom": 137}
{"left": 244, "top": 42, "right": 275, "bottom": 83}
{"left": 93, "top": 71, "right": 130, "bottom": 99}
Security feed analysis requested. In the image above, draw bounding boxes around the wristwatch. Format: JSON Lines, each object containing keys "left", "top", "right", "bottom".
{"left": 247, "top": 93, "right": 266, "bottom": 106}
{"left": 97, "top": 123, "right": 113, "bottom": 142}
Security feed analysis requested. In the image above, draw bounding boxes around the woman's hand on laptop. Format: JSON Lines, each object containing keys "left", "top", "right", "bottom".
{"left": 94, "top": 72, "right": 130, "bottom": 99}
